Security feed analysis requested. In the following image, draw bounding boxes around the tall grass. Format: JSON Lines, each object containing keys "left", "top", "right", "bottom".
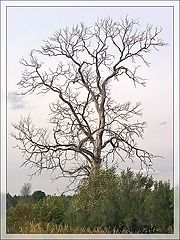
{"left": 7, "top": 221, "right": 116, "bottom": 234}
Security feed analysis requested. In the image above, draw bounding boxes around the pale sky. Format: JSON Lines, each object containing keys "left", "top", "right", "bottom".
{"left": 4, "top": 3, "right": 175, "bottom": 196}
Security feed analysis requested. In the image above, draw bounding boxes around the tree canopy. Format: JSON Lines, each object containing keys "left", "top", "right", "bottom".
{"left": 12, "top": 17, "right": 166, "bottom": 186}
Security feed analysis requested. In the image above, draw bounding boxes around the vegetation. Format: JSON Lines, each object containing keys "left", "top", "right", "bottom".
{"left": 8, "top": 17, "right": 170, "bottom": 235}
{"left": 32, "top": 190, "right": 46, "bottom": 203}
{"left": 7, "top": 169, "right": 174, "bottom": 234}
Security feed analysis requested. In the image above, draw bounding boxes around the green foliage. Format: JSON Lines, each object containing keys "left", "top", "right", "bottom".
{"left": 6, "top": 193, "right": 20, "bottom": 209}
{"left": 6, "top": 201, "right": 35, "bottom": 233}
{"left": 65, "top": 168, "right": 173, "bottom": 233}
{"left": 145, "top": 180, "right": 174, "bottom": 233}
{"left": 6, "top": 168, "right": 174, "bottom": 234}
{"left": 35, "top": 195, "right": 71, "bottom": 225}
{"left": 65, "top": 168, "right": 120, "bottom": 229}
{"left": 118, "top": 168, "right": 155, "bottom": 232}
{"left": 32, "top": 190, "right": 46, "bottom": 202}
{"left": 6, "top": 195, "right": 71, "bottom": 233}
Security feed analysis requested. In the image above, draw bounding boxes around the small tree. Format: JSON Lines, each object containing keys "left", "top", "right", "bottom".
{"left": 6, "top": 193, "right": 20, "bottom": 209}
{"left": 32, "top": 190, "right": 46, "bottom": 202}
{"left": 12, "top": 17, "right": 166, "bottom": 186}
{"left": 20, "top": 183, "right": 31, "bottom": 197}
{"left": 65, "top": 168, "right": 120, "bottom": 228}
{"left": 145, "top": 180, "right": 174, "bottom": 233}
{"left": 118, "top": 168, "right": 154, "bottom": 232}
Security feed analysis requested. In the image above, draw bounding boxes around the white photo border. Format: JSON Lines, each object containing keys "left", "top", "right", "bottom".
{"left": 1, "top": 1, "right": 179, "bottom": 239}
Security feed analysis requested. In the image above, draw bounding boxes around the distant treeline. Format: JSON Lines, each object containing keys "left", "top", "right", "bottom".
{"left": 6, "top": 168, "right": 174, "bottom": 234}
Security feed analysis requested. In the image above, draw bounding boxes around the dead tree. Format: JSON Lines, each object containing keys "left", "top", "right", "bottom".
{"left": 12, "top": 17, "right": 166, "bottom": 184}
{"left": 20, "top": 182, "right": 31, "bottom": 197}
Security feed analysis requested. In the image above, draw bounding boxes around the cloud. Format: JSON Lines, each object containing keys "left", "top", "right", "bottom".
{"left": 159, "top": 121, "right": 167, "bottom": 125}
{"left": 8, "top": 91, "right": 26, "bottom": 109}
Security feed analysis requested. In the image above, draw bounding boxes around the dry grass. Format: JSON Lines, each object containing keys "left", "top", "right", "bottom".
{"left": 7, "top": 222, "right": 116, "bottom": 234}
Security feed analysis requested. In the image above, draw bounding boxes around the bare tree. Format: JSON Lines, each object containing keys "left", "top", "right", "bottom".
{"left": 20, "top": 182, "right": 31, "bottom": 197}
{"left": 12, "top": 17, "right": 166, "bottom": 185}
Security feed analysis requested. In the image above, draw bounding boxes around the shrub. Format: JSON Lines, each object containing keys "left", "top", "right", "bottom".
{"left": 6, "top": 169, "right": 174, "bottom": 234}
{"left": 6, "top": 202, "right": 35, "bottom": 233}
{"left": 65, "top": 168, "right": 121, "bottom": 229}
{"left": 32, "top": 190, "right": 46, "bottom": 202}
{"left": 6, "top": 195, "right": 72, "bottom": 233}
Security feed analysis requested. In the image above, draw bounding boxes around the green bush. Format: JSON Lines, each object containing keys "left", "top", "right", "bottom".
{"left": 65, "top": 168, "right": 121, "bottom": 229}
{"left": 144, "top": 180, "right": 174, "bottom": 233}
{"left": 6, "top": 195, "right": 71, "bottom": 233}
{"left": 32, "top": 190, "right": 46, "bottom": 202}
{"left": 6, "top": 202, "right": 35, "bottom": 233}
{"left": 6, "top": 168, "right": 174, "bottom": 234}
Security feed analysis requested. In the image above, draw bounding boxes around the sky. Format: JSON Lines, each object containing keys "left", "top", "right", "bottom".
{"left": 4, "top": 3, "right": 175, "bottom": 196}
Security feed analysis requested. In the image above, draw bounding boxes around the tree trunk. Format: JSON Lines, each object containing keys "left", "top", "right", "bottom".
{"left": 91, "top": 159, "right": 101, "bottom": 174}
